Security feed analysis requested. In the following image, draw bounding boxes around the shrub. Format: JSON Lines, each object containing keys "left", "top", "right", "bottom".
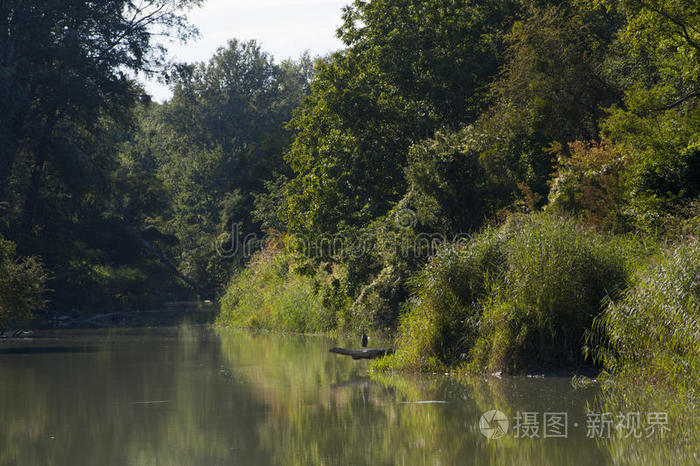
{"left": 217, "top": 240, "right": 337, "bottom": 333}
{"left": 547, "top": 139, "right": 629, "bottom": 231}
{"left": 376, "top": 213, "right": 634, "bottom": 373}
{"left": 346, "top": 207, "right": 437, "bottom": 331}
{"left": 590, "top": 239, "right": 700, "bottom": 395}
{"left": 0, "top": 236, "right": 47, "bottom": 330}
{"left": 470, "top": 215, "right": 632, "bottom": 372}
{"left": 374, "top": 228, "right": 506, "bottom": 372}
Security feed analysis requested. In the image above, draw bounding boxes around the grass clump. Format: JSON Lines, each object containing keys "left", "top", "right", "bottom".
{"left": 216, "top": 241, "right": 336, "bottom": 333}
{"left": 470, "top": 215, "right": 632, "bottom": 373}
{"left": 590, "top": 239, "right": 700, "bottom": 396}
{"left": 376, "top": 213, "right": 634, "bottom": 374}
{"left": 373, "top": 228, "right": 506, "bottom": 372}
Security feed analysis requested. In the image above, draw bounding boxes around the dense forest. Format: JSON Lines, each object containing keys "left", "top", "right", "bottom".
{"left": 1, "top": 0, "right": 699, "bottom": 391}
{"left": 0, "top": 0, "right": 312, "bottom": 319}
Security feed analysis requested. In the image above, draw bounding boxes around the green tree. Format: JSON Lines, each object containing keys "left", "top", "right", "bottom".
{"left": 130, "top": 41, "right": 312, "bottom": 292}
{"left": 600, "top": 0, "right": 700, "bottom": 230}
{"left": 475, "top": 3, "right": 623, "bottom": 202}
{"left": 0, "top": 0, "right": 200, "bottom": 309}
{"left": 285, "top": 0, "right": 520, "bottom": 240}
{"left": 0, "top": 236, "right": 46, "bottom": 331}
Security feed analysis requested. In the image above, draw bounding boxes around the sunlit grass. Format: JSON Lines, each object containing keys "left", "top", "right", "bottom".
{"left": 216, "top": 244, "right": 335, "bottom": 333}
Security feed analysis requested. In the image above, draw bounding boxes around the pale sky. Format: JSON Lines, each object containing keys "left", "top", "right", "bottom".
{"left": 143, "top": 0, "right": 350, "bottom": 102}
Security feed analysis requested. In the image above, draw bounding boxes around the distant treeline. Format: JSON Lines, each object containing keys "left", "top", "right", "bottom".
{"left": 1, "top": 0, "right": 312, "bottom": 322}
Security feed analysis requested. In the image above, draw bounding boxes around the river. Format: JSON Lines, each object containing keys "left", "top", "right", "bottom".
{"left": 0, "top": 326, "right": 695, "bottom": 465}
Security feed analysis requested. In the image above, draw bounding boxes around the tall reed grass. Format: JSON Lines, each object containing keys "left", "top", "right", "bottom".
{"left": 375, "top": 213, "right": 636, "bottom": 373}
{"left": 589, "top": 239, "right": 700, "bottom": 395}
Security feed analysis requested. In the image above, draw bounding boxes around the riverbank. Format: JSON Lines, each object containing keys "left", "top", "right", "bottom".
{"left": 217, "top": 213, "right": 699, "bottom": 399}
{"left": 0, "top": 302, "right": 217, "bottom": 337}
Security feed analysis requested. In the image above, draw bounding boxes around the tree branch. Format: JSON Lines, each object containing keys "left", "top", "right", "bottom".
{"left": 658, "top": 89, "right": 700, "bottom": 110}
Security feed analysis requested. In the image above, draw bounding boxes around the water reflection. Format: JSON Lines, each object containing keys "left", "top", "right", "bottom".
{"left": 216, "top": 330, "right": 607, "bottom": 465}
{"left": 588, "top": 379, "right": 700, "bottom": 465}
{"left": 0, "top": 327, "right": 696, "bottom": 465}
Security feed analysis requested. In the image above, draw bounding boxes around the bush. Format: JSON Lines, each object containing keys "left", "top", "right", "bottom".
{"left": 216, "top": 239, "right": 337, "bottom": 333}
{"left": 374, "top": 228, "right": 506, "bottom": 372}
{"left": 547, "top": 139, "right": 629, "bottom": 231}
{"left": 470, "top": 215, "right": 632, "bottom": 372}
{"left": 590, "top": 239, "right": 700, "bottom": 395}
{"left": 346, "top": 207, "right": 437, "bottom": 331}
{"left": 0, "top": 236, "right": 47, "bottom": 330}
{"left": 349, "top": 265, "right": 409, "bottom": 332}
{"left": 376, "top": 213, "right": 634, "bottom": 373}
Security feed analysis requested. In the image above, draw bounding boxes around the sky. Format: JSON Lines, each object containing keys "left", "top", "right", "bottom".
{"left": 142, "top": 0, "right": 350, "bottom": 102}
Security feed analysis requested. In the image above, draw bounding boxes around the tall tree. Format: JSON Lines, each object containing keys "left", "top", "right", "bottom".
{"left": 601, "top": 0, "right": 700, "bottom": 229}
{"left": 285, "top": 0, "right": 520, "bottom": 240}
{"left": 130, "top": 41, "right": 312, "bottom": 292}
{"left": 0, "top": 0, "right": 200, "bottom": 309}
{"left": 473, "top": 3, "right": 623, "bottom": 202}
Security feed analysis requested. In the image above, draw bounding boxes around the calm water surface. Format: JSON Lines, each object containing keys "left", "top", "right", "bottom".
{"left": 0, "top": 326, "right": 694, "bottom": 465}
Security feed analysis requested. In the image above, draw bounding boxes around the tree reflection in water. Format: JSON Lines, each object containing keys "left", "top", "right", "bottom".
{"left": 0, "top": 327, "right": 696, "bottom": 465}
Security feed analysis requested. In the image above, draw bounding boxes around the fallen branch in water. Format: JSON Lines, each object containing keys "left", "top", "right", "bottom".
{"left": 329, "top": 347, "right": 394, "bottom": 360}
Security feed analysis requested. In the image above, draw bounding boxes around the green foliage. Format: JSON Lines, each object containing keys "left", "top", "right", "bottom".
{"left": 132, "top": 40, "right": 311, "bottom": 293}
{"left": 285, "top": 0, "right": 519, "bottom": 239}
{"left": 547, "top": 139, "right": 630, "bottom": 231}
{"left": 373, "top": 227, "right": 506, "bottom": 372}
{"left": 348, "top": 261, "right": 410, "bottom": 332}
{"left": 470, "top": 215, "right": 632, "bottom": 372}
{"left": 403, "top": 127, "right": 513, "bottom": 233}
{"left": 0, "top": 236, "right": 46, "bottom": 329}
{"left": 602, "top": 93, "right": 699, "bottom": 232}
{"left": 57, "top": 259, "right": 170, "bottom": 311}
{"left": 0, "top": 0, "right": 201, "bottom": 311}
{"left": 589, "top": 239, "right": 700, "bottom": 395}
{"left": 609, "top": 0, "right": 699, "bottom": 71}
{"left": 599, "top": 0, "right": 700, "bottom": 231}
{"left": 284, "top": 52, "right": 420, "bottom": 237}
{"left": 1, "top": 0, "right": 199, "bottom": 233}
{"left": 217, "top": 240, "right": 339, "bottom": 333}
{"left": 252, "top": 176, "right": 290, "bottom": 232}
{"left": 378, "top": 214, "right": 634, "bottom": 373}
{"left": 337, "top": 0, "right": 519, "bottom": 123}
{"left": 475, "top": 3, "right": 623, "bottom": 201}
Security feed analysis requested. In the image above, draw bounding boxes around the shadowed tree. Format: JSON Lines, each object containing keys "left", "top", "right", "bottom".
{"left": 0, "top": 0, "right": 201, "bottom": 309}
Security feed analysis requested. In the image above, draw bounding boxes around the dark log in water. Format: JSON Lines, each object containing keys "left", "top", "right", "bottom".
{"left": 329, "top": 347, "right": 394, "bottom": 360}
